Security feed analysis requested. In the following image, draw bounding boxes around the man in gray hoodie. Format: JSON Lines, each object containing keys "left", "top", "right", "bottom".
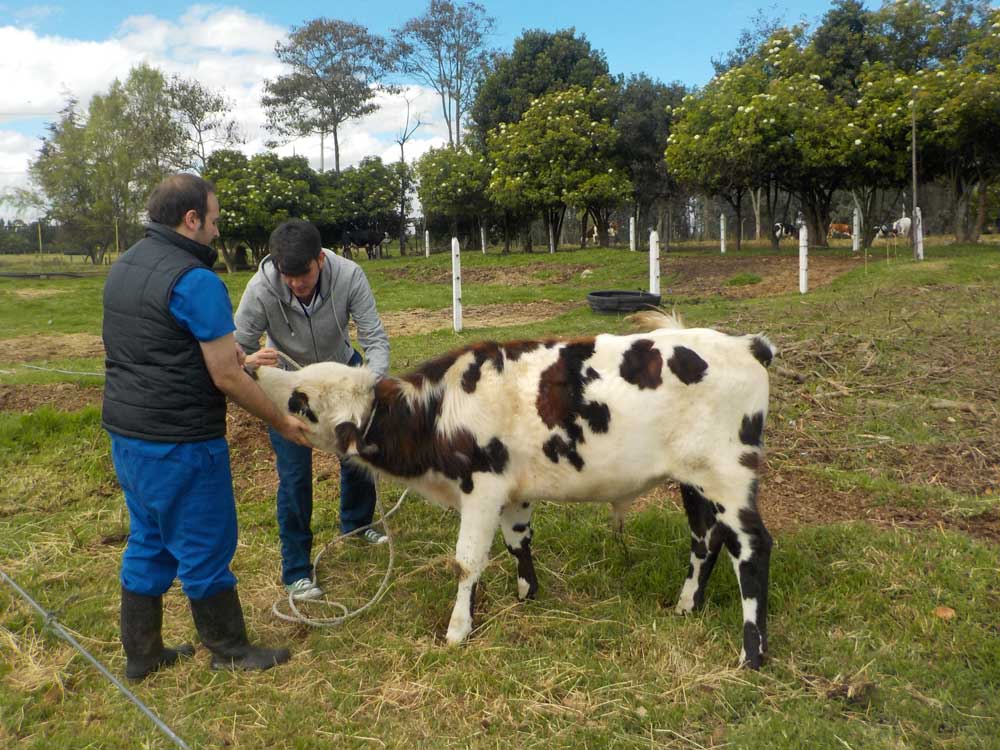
{"left": 235, "top": 219, "right": 390, "bottom": 601}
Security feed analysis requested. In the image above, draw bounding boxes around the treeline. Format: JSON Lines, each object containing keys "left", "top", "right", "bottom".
{"left": 6, "top": 0, "right": 999, "bottom": 261}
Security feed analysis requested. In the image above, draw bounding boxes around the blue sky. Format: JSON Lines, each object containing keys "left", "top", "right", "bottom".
{"left": 0, "top": 1, "right": 839, "bottom": 218}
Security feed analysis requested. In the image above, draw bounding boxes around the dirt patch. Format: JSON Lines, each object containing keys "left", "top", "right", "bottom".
{"left": 11, "top": 289, "right": 65, "bottom": 300}
{"left": 373, "top": 301, "right": 582, "bottom": 337}
{"left": 0, "top": 333, "right": 104, "bottom": 364}
{"left": 384, "top": 263, "right": 589, "bottom": 287}
{"left": 0, "top": 383, "right": 102, "bottom": 412}
{"left": 661, "top": 253, "right": 859, "bottom": 299}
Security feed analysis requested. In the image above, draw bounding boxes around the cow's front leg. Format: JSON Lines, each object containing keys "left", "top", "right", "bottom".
{"left": 500, "top": 500, "right": 537, "bottom": 601}
{"left": 446, "top": 489, "right": 503, "bottom": 645}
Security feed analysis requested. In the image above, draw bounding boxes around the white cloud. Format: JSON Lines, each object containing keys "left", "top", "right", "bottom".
{"left": 0, "top": 6, "right": 452, "bottom": 220}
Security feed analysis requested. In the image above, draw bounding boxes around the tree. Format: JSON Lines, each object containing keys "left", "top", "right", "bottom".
{"left": 262, "top": 18, "right": 394, "bottom": 172}
{"left": 393, "top": 1, "right": 495, "bottom": 148}
{"left": 204, "top": 150, "right": 318, "bottom": 271}
{"left": 28, "top": 65, "right": 186, "bottom": 260}
{"left": 394, "top": 94, "right": 423, "bottom": 254}
{"left": 614, "top": 74, "right": 686, "bottom": 241}
{"left": 166, "top": 75, "right": 243, "bottom": 172}
{"left": 470, "top": 28, "right": 610, "bottom": 144}
{"left": 488, "top": 85, "right": 631, "bottom": 252}
{"left": 415, "top": 146, "right": 491, "bottom": 241}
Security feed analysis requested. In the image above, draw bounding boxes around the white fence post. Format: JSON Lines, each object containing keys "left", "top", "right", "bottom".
{"left": 480, "top": 224, "right": 487, "bottom": 255}
{"left": 720, "top": 214, "right": 726, "bottom": 254}
{"left": 852, "top": 207, "right": 860, "bottom": 253}
{"left": 914, "top": 207, "right": 924, "bottom": 261}
{"left": 799, "top": 224, "right": 809, "bottom": 294}
{"left": 548, "top": 221, "right": 556, "bottom": 254}
{"left": 424, "top": 229, "right": 430, "bottom": 258}
{"left": 649, "top": 230, "right": 660, "bottom": 295}
{"left": 629, "top": 216, "right": 636, "bottom": 252}
{"left": 452, "top": 236, "right": 462, "bottom": 332}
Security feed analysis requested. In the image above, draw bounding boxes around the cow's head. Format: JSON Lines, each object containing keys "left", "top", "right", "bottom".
{"left": 253, "top": 361, "right": 377, "bottom": 454}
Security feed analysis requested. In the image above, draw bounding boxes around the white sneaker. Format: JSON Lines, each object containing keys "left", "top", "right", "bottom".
{"left": 361, "top": 528, "right": 388, "bottom": 545}
{"left": 285, "top": 578, "right": 324, "bottom": 601}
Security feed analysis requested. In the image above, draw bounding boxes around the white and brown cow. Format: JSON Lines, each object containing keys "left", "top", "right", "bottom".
{"left": 251, "top": 311, "right": 776, "bottom": 668}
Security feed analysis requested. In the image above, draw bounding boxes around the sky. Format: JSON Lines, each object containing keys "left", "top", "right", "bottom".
{"left": 0, "top": 0, "right": 839, "bottom": 220}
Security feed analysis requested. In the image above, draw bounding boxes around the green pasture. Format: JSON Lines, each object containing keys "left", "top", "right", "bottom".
{"left": 1, "top": 241, "right": 999, "bottom": 749}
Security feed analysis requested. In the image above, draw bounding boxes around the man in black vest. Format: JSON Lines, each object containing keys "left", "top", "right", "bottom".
{"left": 103, "top": 173, "right": 310, "bottom": 680}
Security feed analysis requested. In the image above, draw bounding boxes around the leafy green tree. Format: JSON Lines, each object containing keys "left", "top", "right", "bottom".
{"left": 393, "top": 1, "right": 495, "bottom": 148}
{"left": 615, "top": 74, "right": 686, "bottom": 242}
{"left": 28, "top": 65, "right": 186, "bottom": 259}
{"left": 470, "top": 28, "right": 610, "bottom": 145}
{"left": 488, "top": 85, "right": 631, "bottom": 251}
{"left": 205, "top": 150, "right": 317, "bottom": 270}
{"left": 263, "top": 18, "right": 395, "bottom": 172}
{"left": 415, "top": 146, "right": 491, "bottom": 239}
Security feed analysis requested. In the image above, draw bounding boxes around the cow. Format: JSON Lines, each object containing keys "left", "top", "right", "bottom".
{"left": 893, "top": 217, "right": 912, "bottom": 238}
{"left": 827, "top": 222, "right": 852, "bottom": 239}
{"left": 342, "top": 229, "right": 390, "bottom": 260}
{"left": 250, "top": 310, "right": 777, "bottom": 668}
{"left": 773, "top": 222, "right": 796, "bottom": 242}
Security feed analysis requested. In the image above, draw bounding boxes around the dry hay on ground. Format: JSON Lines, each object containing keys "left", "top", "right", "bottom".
{"left": 0, "top": 333, "right": 104, "bottom": 364}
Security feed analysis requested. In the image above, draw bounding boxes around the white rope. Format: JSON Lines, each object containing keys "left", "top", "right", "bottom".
{"left": 270, "top": 485, "right": 410, "bottom": 626}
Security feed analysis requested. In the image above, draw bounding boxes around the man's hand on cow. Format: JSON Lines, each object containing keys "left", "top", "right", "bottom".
{"left": 245, "top": 347, "right": 280, "bottom": 368}
{"left": 276, "top": 414, "right": 312, "bottom": 447}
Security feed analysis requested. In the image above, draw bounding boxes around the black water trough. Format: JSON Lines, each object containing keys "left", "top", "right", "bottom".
{"left": 586, "top": 290, "right": 662, "bottom": 313}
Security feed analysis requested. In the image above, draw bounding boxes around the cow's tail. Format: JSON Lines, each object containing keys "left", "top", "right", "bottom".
{"left": 627, "top": 308, "right": 685, "bottom": 332}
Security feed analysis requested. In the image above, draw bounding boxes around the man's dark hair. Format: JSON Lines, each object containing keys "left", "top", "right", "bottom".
{"left": 269, "top": 219, "right": 323, "bottom": 275}
{"left": 147, "top": 174, "right": 216, "bottom": 228}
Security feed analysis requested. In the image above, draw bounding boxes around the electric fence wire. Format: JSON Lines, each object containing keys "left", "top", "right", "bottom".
{"left": 0, "top": 568, "right": 190, "bottom": 750}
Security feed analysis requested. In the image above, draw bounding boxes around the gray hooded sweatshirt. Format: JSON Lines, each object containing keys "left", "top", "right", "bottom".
{"left": 234, "top": 248, "right": 390, "bottom": 376}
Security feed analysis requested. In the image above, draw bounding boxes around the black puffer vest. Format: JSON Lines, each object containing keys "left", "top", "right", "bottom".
{"left": 102, "top": 224, "right": 226, "bottom": 442}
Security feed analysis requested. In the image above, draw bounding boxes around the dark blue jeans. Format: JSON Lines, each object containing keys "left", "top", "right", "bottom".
{"left": 269, "top": 353, "right": 377, "bottom": 586}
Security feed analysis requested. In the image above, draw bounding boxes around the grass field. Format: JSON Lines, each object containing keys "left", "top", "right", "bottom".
{"left": 1, "top": 240, "right": 999, "bottom": 749}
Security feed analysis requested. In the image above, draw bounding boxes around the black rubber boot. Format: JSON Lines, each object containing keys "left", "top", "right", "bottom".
{"left": 120, "top": 587, "right": 195, "bottom": 682}
{"left": 189, "top": 588, "right": 291, "bottom": 671}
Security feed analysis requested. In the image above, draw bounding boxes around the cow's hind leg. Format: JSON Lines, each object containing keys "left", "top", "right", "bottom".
{"left": 446, "top": 488, "right": 504, "bottom": 645}
{"left": 675, "top": 483, "right": 724, "bottom": 615}
{"left": 711, "top": 478, "right": 772, "bottom": 669}
{"left": 500, "top": 501, "right": 537, "bottom": 601}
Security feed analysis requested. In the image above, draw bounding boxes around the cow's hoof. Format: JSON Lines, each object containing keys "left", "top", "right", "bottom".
{"left": 674, "top": 594, "right": 696, "bottom": 615}
{"left": 517, "top": 577, "right": 537, "bottom": 601}
{"left": 445, "top": 615, "right": 472, "bottom": 646}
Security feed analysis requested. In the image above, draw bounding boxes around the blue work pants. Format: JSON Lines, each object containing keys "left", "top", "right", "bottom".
{"left": 111, "top": 434, "right": 238, "bottom": 601}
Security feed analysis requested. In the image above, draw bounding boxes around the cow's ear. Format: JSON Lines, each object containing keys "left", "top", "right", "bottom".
{"left": 289, "top": 389, "right": 319, "bottom": 423}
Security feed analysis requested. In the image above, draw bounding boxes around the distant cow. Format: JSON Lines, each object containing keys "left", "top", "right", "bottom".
{"left": 251, "top": 310, "right": 777, "bottom": 668}
{"left": 827, "top": 223, "right": 852, "bottom": 239}
{"left": 773, "top": 222, "right": 796, "bottom": 241}
{"left": 893, "top": 217, "right": 911, "bottom": 238}
{"left": 343, "top": 230, "right": 390, "bottom": 260}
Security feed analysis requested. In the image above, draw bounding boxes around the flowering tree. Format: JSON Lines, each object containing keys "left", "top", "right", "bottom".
{"left": 487, "top": 84, "right": 631, "bottom": 251}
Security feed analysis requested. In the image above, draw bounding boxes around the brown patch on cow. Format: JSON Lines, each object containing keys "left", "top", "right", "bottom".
{"left": 404, "top": 350, "right": 461, "bottom": 388}
{"left": 288, "top": 390, "right": 318, "bottom": 423}
{"left": 502, "top": 340, "right": 541, "bottom": 361}
{"left": 739, "top": 452, "right": 761, "bottom": 471}
{"left": 536, "top": 357, "right": 572, "bottom": 428}
{"left": 667, "top": 346, "right": 708, "bottom": 385}
{"left": 620, "top": 339, "right": 663, "bottom": 390}
{"left": 461, "top": 342, "right": 504, "bottom": 393}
